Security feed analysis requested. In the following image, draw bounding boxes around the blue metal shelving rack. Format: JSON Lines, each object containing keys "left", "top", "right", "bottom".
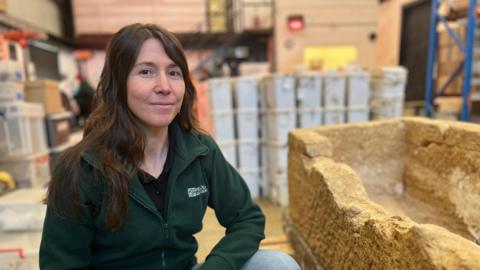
{"left": 424, "top": 0, "right": 476, "bottom": 121}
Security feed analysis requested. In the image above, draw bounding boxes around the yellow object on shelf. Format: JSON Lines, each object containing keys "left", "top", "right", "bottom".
{"left": 0, "top": 170, "right": 15, "bottom": 193}
{"left": 304, "top": 46, "right": 358, "bottom": 70}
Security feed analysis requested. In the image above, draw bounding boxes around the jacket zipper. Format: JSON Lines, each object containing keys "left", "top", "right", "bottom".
{"left": 162, "top": 251, "right": 166, "bottom": 269}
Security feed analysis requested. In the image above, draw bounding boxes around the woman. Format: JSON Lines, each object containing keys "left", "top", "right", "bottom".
{"left": 40, "top": 23, "right": 300, "bottom": 270}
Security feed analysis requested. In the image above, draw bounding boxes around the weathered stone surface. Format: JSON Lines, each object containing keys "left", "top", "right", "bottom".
{"left": 404, "top": 117, "right": 480, "bottom": 240}
{"left": 288, "top": 130, "right": 333, "bottom": 158}
{"left": 287, "top": 117, "right": 480, "bottom": 270}
{"left": 306, "top": 120, "right": 406, "bottom": 197}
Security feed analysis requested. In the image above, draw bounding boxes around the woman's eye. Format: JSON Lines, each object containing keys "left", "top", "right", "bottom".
{"left": 139, "top": 69, "right": 154, "bottom": 76}
{"left": 168, "top": 70, "right": 182, "bottom": 78}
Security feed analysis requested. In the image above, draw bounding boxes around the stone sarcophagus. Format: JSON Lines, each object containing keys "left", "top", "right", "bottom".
{"left": 286, "top": 117, "right": 480, "bottom": 270}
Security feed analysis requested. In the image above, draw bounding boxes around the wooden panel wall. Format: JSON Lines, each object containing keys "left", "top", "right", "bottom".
{"left": 274, "top": 0, "right": 378, "bottom": 73}
{"left": 375, "top": 0, "right": 417, "bottom": 66}
{"left": 73, "top": 0, "right": 206, "bottom": 35}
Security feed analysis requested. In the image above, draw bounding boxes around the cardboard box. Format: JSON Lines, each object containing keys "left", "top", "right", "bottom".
{"left": 435, "top": 96, "right": 462, "bottom": 120}
{"left": 437, "top": 22, "right": 466, "bottom": 47}
{"left": 437, "top": 59, "right": 463, "bottom": 77}
{"left": 448, "top": 0, "right": 469, "bottom": 18}
{"left": 438, "top": 44, "right": 463, "bottom": 64}
{"left": 436, "top": 75, "right": 463, "bottom": 95}
{"left": 439, "top": 0, "right": 469, "bottom": 20}
{"left": 0, "top": 0, "right": 6, "bottom": 13}
{"left": 25, "top": 80, "right": 63, "bottom": 114}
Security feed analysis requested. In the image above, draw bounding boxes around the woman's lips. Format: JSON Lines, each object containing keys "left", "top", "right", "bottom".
{"left": 149, "top": 102, "right": 174, "bottom": 106}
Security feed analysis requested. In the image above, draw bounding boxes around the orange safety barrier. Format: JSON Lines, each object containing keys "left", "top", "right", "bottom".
{"left": 193, "top": 80, "right": 214, "bottom": 137}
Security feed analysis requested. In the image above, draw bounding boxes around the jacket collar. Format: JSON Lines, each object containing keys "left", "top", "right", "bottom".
{"left": 169, "top": 120, "right": 209, "bottom": 162}
{"left": 80, "top": 120, "right": 209, "bottom": 172}
{"left": 80, "top": 121, "right": 210, "bottom": 219}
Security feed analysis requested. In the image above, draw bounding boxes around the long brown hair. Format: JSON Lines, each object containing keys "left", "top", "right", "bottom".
{"left": 46, "top": 23, "right": 201, "bottom": 230}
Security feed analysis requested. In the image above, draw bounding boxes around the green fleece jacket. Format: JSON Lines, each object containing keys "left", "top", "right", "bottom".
{"left": 40, "top": 122, "right": 265, "bottom": 270}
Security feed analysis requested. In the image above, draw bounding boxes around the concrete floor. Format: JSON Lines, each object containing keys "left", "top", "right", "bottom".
{"left": 195, "top": 198, "right": 292, "bottom": 262}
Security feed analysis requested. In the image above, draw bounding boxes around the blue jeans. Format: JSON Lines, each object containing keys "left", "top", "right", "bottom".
{"left": 191, "top": 249, "right": 301, "bottom": 270}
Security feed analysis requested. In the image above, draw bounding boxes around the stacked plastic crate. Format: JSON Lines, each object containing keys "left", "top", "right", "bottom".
{"left": 370, "top": 67, "right": 408, "bottom": 120}
{"left": 346, "top": 70, "right": 370, "bottom": 123}
{"left": 323, "top": 71, "right": 346, "bottom": 125}
{"left": 0, "top": 188, "right": 46, "bottom": 268}
{"left": 24, "top": 80, "right": 74, "bottom": 172}
{"left": 234, "top": 77, "right": 260, "bottom": 198}
{"left": 296, "top": 72, "right": 323, "bottom": 128}
{"left": 46, "top": 111, "right": 74, "bottom": 171}
{"left": 260, "top": 74, "right": 296, "bottom": 206}
{"left": 0, "top": 61, "right": 50, "bottom": 189}
{"left": 208, "top": 78, "right": 237, "bottom": 167}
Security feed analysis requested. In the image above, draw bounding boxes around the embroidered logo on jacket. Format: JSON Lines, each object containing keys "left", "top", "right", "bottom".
{"left": 187, "top": 185, "right": 208, "bottom": 198}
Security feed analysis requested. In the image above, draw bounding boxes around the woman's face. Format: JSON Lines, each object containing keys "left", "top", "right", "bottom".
{"left": 127, "top": 38, "right": 185, "bottom": 130}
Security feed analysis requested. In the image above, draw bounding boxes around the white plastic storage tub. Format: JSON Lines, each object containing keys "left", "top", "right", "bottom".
{"left": 263, "top": 109, "right": 297, "bottom": 144}
{"left": 208, "top": 78, "right": 233, "bottom": 112}
{"left": 0, "top": 102, "right": 48, "bottom": 159}
{"left": 238, "top": 169, "right": 260, "bottom": 198}
{"left": 234, "top": 76, "right": 258, "bottom": 109}
{"left": 323, "top": 71, "right": 346, "bottom": 108}
{"left": 264, "top": 141, "right": 289, "bottom": 174}
{"left": 45, "top": 112, "right": 73, "bottom": 147}
{"left": 370, "top": 97, "right": 404, "bottom": 120}
{"left": 0, "top": 82, "right": 25, "bottom": 101}
{"left": 370, "top": 67, "right": 408, "bottom": 98}
{"left": 266, "top": 172, "right": 288, "bottom": 206}
{"left": 324, "top": 107, "right": 346, "bottom": 125}
{"left": 297, "top": 108, "right": 322, "bottom": 128}
{"left": 0, "top": 151, "right": 50, "bottom": 188}
{"left": 211, "top": 110, "right": 235, "bottom": 141}
{"left": 259, "top": 168, "right": 268, "bottom": 197}
{"left": 217, "top": 140, "right": 237, "bottom": 168}
{"left": 0, "top": 60, "right": 25, "bottom": 83}
{"left": 346, "top": 107, "right": 370, "bottom": 123}
{"left": 346, "top": 70, "right": 370, "bottom": 107}
{"left": 237, "top": 140, "right": 260, "bottom": 169}
{"left": 0, "top": 188, "right": 46, "bottom": 232}
{"left": 261, "top": 75, "right": 296, "bottom": 109}
{"left": 296, "top": 72, "right": 322, "bottom": 109}
{"left": 235, "top": 109, "right": 259, "bottom": 140}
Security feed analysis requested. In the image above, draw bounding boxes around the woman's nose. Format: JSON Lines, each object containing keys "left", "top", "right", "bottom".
{"left": 153, "top": 73, "right": 171, "bottom": 94}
